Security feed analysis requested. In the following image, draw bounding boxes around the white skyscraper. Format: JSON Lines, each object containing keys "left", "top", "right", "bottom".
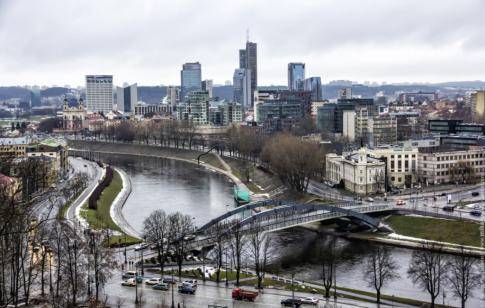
{"left": 86, "top": 75, "right": 113, "bottom": 113}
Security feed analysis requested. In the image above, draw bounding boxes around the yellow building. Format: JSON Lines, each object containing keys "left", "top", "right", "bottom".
{"left": 26, "top": 139, "right": 68, "bottom": 179}
{"left": 472, "top": 90, "right": 485, "bottom": 117}
{"left": 0, "top": 137, "right": 30, "bottom": 157}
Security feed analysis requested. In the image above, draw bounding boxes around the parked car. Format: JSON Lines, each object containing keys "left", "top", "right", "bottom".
{"left": 122, "top": 271, "right": 137, "bottom": 279}
{"left": 152, "top": 282, "right": 170, "bottom": 291}
{"left": 281, "top": 298, "right": 302, "bottom": 307}
{"left": 184, "top": 279, "right": 198, "bottom": 287}
{"left": 470, "top": 209, "right": 482, "bottom": 217}
{"left": 121, "top": 278, "right": 136, "bottom": 287}
{"left": 134, "top": 243, "right": 149, "bottom": 251}
{"left": 472, "top": 191, "right": 480, "bottom": 197}
{"left": 396, "top": 199, "right": 405, "bottom": 206}
{"left": 145, "top": 277, "right": 161, "bottom": 285}
{"left": 366, "top": 197, "right": 374, "bottom": 202}
{"left": 442, "top": 205, "right": 455, "bottom": 212}
{"left": 300, "top": 297, "right": 319, "bottom": 305}
{"left": 178, "top": 283, "right": 196, "bottom": 294}
{"left": 163, "top": 277, "right": 178, "bottom": 284}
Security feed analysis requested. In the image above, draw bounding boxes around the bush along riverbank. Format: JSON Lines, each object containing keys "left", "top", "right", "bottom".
{"left": 80, "top": 167, "right": 141, "bottom": 247}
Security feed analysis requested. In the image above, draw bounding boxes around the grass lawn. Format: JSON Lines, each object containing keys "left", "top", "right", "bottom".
{"left": 240, "top": 277, "right": 431, "bottom": 306}
{"left": 199, "top": 153, "right": 226, "bottom": 170}
{"left": 81, "top": 169, "right": 123, "bottom": 231}
{"left": 57, "top": 189, "right": 83, "bottom": 220}
{"left": 384, "top": 215, "right": 481, "bottom": 247}
{"left": 80, "top": 169, "right": 142, "bottom": 246}
{"left": 106, "top": 234, "right": 142, "bottom": 247}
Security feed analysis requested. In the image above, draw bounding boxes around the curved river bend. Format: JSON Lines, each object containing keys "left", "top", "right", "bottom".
{"left": 96, "top": 153, "right": 482, "bottom": 307}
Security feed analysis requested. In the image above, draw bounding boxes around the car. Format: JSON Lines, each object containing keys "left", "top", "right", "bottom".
{"left": 145, "top": 277, "right": 161, "bottom": 285}
{"left": 396, "top": 199, "right": 405, "bottom": 206}
{"left": 184, "top": 279, "right": 197, "bottom": 287}
{"left": 440, "top": 192, "right": 447, "bottom": 197}
{"left": 470, "top": 210, "right": 482, "bottom": 217}
{"left": 152, "top": 282, "right": 170, "bottom": 291}
{"left": 121, "top": 278, "right": 136, "bottom": 287}
{"left": 122, "top": 271, "right": 137, "bottom": 279}
{"left": 366, "top": 197, "right": 374, "bottom": 202}
{"left": 300, "top": 297, "right": 319, "bottom": 305}
{"left": 178, "top": 283, "right": 196, "bottom": 294}
{"left": 442, "top": 205, "right": 455, "bottom": 212}
{"left": 163, "top": 277, "right": 178, "bottom": 284}
{"left": 281, "top": 298, "right": 302, "bottom": 307}
{"left": 134, "top": 243, "right": 149, "bottom": 251}
{"left": 472, "top": 191, "right": 480, "bottom": 197}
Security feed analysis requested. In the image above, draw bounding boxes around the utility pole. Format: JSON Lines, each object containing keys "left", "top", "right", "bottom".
{"left": 171, "top": 272, "right": 175, "bottom": 308}
{"left": 291, "top": 273, "right": 295, "bottom": 308}
{"left": 481, "top": 172, "right": 485, "bottom": 301}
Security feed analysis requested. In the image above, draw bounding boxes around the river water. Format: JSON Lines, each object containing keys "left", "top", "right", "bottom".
{"left": 99, "top": 153, "right": 482, "bottom": 307}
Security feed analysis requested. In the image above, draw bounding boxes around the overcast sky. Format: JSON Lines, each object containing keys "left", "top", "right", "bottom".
{"left": 0, "top": 0, "right": 484, "bottom": 87}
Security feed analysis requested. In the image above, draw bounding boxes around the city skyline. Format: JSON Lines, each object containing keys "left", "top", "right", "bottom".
{"left": 1, "top": 0, "right": 485, "bottom": 86}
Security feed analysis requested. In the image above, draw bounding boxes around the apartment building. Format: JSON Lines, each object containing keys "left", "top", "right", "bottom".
{"left": 418, "top": 146, "right": 485, "bottom": 185}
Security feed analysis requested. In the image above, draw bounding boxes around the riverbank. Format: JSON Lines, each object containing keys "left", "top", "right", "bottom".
{"left": 79, "top": 168, "right": 141, "bottom": 246}
{"left": 68, "top": 140, "right": 282, "bottom": 196}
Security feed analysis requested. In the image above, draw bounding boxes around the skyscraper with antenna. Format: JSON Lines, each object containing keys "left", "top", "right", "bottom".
{"left": 238, "top": 31, "right": 257, "bottom": 106}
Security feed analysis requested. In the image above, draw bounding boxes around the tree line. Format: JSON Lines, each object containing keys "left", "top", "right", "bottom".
{"left": 68, "top": 119, "right": 329, "bottom": 193}
{"left": 0, "top": 156, "right": 115, "bottom": 307}
{"left": 142, "top": 208, "right": 482, "bottom": 308}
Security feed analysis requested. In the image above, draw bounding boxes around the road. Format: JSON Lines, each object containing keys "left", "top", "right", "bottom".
{"left": 308, "top": 180, "right": 484, "bottom": 221}
{"left": 65, "top": 157, "right": 104, "bottom": 223}
{"left": 105, "top": 268, "right": 391, "bottom": 308}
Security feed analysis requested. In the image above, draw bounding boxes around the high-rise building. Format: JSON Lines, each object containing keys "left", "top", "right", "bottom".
{"left": 166, "top": 86, "right": 180, "bottom": 105}
{"left": 116, "top": 83, "right": 137, "bottom": 114}
{"left": 85, "top": 75, "right": 113, "bottom": 113}
{"left": 180, "top": 62, "right": 202, "bottom": 100}
{"left": 239, "top": 41, "right": 257, "bottom": 106}
{"left": 288, "top": 63, "right": 305, "bottom": 91}
{"left": 233, "top": 69, "right": 252, "bottom": 108}
{"left": 303, "top": 77, "right": 322, "bottom": 101}
{"left": 471, "top": 90, "right": 485, "bottom": 117}
{"left": 201, "top": 80, "right": 213, "bottom": 98}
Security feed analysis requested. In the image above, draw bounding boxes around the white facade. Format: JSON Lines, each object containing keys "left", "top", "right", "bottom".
{"left": 418, "top": 147, "right": 485, "bottom": 185}
{"left": 342, "top": 110, "right": 356, "bottom": 142}
{"left": 326, "top": 148, "right": 386, "bottom": 195}
{"left": 86, "top": 75, "right": 113, "bottom": 113}
{"left": 368, "top": 146, "right": 419, "bottom": 188}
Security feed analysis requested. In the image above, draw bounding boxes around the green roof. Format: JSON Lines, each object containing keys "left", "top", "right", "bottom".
{"left": 39, "top": 138, "right": 66, "bottom": 148}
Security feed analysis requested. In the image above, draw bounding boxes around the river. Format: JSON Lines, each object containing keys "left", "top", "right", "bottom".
{"left": 97, "top": 153, "right": 483, "bottom": 307}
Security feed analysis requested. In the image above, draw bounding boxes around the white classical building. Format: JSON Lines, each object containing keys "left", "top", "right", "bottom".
{"left": 326, "top": 148, "right": 386, "bottom": 195}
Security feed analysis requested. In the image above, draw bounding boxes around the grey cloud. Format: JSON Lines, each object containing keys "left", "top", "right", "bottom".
{"left": 0, "top": 0, "right": 484, "bottom": 86}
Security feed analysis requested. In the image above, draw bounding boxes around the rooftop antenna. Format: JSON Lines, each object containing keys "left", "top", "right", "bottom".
{"left": 246, "top": 28, "right": 249, "bottom": 42}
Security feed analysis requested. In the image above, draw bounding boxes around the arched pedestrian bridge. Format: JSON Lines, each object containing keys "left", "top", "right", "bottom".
{"left": 189, "top": 200, "right": 394, "bottom": 249}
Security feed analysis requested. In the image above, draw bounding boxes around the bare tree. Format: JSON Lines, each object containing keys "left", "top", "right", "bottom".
{"left": 168, "top": 213, "right": 195, "bottom": 277}
{"left": 247, "top": 222, "right": 272, "bottom": 289}
{"left": 407, "top": 243, "right": 447, "bottom": 308}
{"left": 143, "top": 210, "right": 170, "bottom": 275}
{"left": 85, "top": 229, "right": 115, "bottom": 304}
{"left": 363, "top": 246, "right": 399, "bottom": 303}
{"left": 445, "top": 247, "right": 481, "bottom": 308}
{"left": 261, "top": 134, "right": 326, "bottom": 192}
{"left": 209, "top": 222, "right": 225, "bottom": 283}
{"left": 316, "top": 237, "right": 340, "bottom": 298}
{"left": 229, "top": 221, "right": 246, "bottom": 286}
